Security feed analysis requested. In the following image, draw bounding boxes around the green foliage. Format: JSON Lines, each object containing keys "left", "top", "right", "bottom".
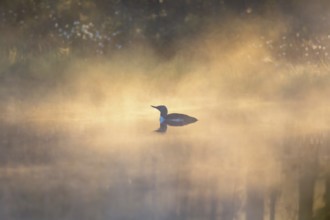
{"left": 314, "top": 207, "right": 330, "bottom": 220}
{"left": 1, "top": 0, "right": 330, "bottom": 79}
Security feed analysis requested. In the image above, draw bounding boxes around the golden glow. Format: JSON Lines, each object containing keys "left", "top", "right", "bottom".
{"left": 1, "top": 17, "right": 330, "bottom": 220}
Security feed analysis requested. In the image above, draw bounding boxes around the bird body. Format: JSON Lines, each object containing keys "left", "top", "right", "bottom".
{"left": 152, "top": 105, "right": 197, "bottom": 132}
{"left": 164, "top": 113, "right": 197, "bottom": 126}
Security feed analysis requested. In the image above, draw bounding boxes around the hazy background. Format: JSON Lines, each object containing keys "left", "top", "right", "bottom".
{"left": 0, "top": 1, "right": 330, "bottom": 220}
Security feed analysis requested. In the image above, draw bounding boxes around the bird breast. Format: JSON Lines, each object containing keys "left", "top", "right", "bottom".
{"left": 160, "top": 116, "right": 165, "bottom": 124}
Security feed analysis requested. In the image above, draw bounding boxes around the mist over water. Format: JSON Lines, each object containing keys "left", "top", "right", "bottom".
{"left": 1, "top": 3, "right": 330, "bottom": 220}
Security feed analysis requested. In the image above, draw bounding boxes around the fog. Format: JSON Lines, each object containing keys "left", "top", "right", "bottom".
{"left": 1, "top": 5, "right": 330, "bottom": 220}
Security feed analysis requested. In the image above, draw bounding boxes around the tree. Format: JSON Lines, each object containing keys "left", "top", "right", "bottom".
{"left": 246, "top": 186, "right": 264, "bottom": 220}
{"left": 297, "top": 136, "right": 319, "bottom": 220}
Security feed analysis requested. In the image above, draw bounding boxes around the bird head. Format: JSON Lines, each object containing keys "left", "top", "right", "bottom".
{"left": 151, "top": 105, "right": 168, "bottom": 116}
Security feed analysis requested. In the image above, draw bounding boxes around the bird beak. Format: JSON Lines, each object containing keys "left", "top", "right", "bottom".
{"left": 151, "top": 105, "right": 157, "bottom": 109}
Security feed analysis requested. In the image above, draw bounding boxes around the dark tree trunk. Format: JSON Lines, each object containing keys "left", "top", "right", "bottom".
{"left": 246, "top": 185, "right": 264, "bottom": 220}
{"left": 298, "top": 171, "right": 316, "bottom": 220}
{"left": 298, "top": 137, "right": 318, "bottom": 220}
{"left": 325, "top": 174, "right": 330, "bottom": 220}
{"left": 209, "top": 196, "right": 219, "bottom": 220}
{"left": 220, "top": 195, "right": 239, "bottom": 220}
{"left": 269, "top": 190, "right": 278, "bottom": 220}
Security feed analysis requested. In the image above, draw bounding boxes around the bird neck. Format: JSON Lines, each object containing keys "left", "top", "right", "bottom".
{"left": 160, "top": 116, "right": 166, "bottom": 123}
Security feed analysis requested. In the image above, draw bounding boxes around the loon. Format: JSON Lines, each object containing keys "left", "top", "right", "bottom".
{"left": 151, "top": 105, "right": 198, "bottom": 133}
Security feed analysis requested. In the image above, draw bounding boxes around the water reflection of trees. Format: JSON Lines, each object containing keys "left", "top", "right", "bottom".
{"left": 144, "top": 132, "right": 330, "bottom": 220}
{"left": 0, "top": 122, "right": 330, "bottom": 219}
{"left": 138, "top": 132, "right": 330, "bottom": 220}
